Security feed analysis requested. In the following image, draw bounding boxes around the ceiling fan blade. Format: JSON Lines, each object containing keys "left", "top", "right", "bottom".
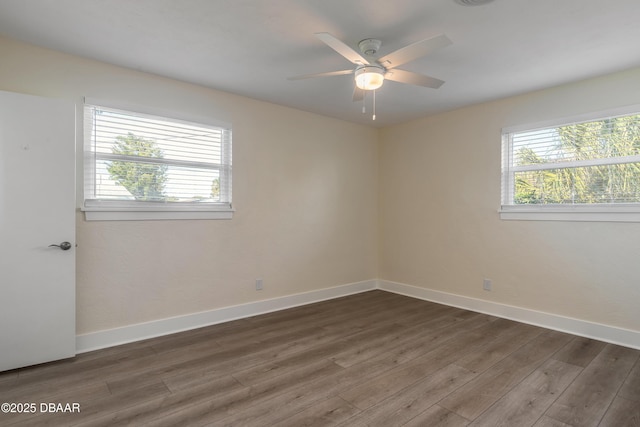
{"left": 385, "top": 69, "right": 445, "bottom": 89}
{"left": 353, "top": 86, "right": 364, "bottom": 102}
{"left": 377, "top": 34, "right": 451, "bottom": 69}
{"left": 288, "top": 69, "right": 354, "bottom": 80}
{"left": 315, "top": 32, "right": 370, "bottom": 65}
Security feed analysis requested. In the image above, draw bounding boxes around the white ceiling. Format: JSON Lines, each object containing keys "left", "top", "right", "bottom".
{"left": 1, "top": 0, "right": 639, "bottom": 127}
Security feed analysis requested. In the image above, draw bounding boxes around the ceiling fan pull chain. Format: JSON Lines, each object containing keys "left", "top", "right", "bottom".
{"left": 362, "top": 89, "right": 366, "bottom": 114}
{"left": 373, "top": 89, "right": 376, "bottom": 121}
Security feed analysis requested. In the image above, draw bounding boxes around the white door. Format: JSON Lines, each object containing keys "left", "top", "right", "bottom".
{"left": 0, "top": 90, "right": 76, "bottom": 372}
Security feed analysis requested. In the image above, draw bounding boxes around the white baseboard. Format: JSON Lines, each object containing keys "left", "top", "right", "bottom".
{"left": 378, "top": 279, "right": 640, "bottom": 350}
{"left": 76, "top": 279, "right": 377, "bottom": 353}
{"left": 76, "top": 278, "right": 640, "bottom": 353}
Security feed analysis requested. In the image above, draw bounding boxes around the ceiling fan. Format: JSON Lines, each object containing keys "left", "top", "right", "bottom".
{"left": 289, "top": 32, "right": 452, "bottom": 105}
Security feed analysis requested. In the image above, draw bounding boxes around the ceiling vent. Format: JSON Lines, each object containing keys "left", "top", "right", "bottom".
{"left": 454, "top": 0, "right": 495, "bottom": 6}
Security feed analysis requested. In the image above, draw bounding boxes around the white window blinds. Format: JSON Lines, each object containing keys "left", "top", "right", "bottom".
{"left": 502, "top": 112, "right": 640, "bottom": 207}
{"left": 83, "top": 103, "right": 232, "bottom": 217}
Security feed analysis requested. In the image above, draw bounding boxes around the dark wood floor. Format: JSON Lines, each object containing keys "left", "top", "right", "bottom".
{"left": 1, "top": 290, "right": 639, "bottom": 426}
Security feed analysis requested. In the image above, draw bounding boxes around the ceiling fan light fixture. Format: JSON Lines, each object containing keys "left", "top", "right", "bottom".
{"left": 355, "top": 66, "right": 385, "bottom": 90}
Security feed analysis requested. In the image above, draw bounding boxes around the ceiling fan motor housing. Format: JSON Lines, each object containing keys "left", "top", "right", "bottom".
{"left": 358, "top": 38, "right": 382, "bottom": 56}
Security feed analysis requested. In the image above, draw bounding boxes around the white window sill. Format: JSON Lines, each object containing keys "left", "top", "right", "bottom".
{"left": 500, "top": 205, "right": 640, "bottom": 222}
{"left": 82, "top": 204, "right": 234, "bottom": 221}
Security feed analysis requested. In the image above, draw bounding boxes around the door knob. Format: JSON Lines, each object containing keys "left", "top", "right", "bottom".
{"left": 49, "top": 241, "right": 72, "bottom": 251}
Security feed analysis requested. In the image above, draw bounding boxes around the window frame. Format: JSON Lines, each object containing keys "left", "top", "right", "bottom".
{"left": 500, "top": 104, "right": 640, "bottom": 222}
{"left": 81, "top": 98, "right": 233, "bottom": 221}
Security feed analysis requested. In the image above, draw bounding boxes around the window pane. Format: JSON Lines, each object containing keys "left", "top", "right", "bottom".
{"left": 514, "top": 163, "right": 640, "bottom": 204}
{"left": 504, "top": 112, "right": 640, "bottom": 207}
{"left": 513, "top": 128, "right": 563, "bottom": 166}
{"left": 93, "top": 109, "right": 224, "bottom": 164}
{"left": 85, "top": 104, "right": 231, "bottom": 206}
{"left": 95, "top": 159, "right": 222, "bottom": 202}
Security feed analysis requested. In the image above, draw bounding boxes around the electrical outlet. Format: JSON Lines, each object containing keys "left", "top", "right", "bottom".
{"left": 483, "top": 279, "right": 492, "bottom": 291}
{"left": 256, "top": 279, "right": 263, "bottom": 291}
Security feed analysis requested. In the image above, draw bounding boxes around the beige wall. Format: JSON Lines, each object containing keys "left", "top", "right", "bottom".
{"left": 2, "top": 34, "right": 639, "bottom": 338}
{"left": 379, "top": 67, "right": 640, "bottom": 332}
{"left": 0, "top": 37, "right": 379, "bottom": 334}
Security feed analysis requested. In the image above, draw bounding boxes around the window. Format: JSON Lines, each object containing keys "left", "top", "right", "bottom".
{"left": 83, "top": 101, "right": 232, "bottom": 220}
{"left": 501, "top": 107, "right": 640, "bottom": 222}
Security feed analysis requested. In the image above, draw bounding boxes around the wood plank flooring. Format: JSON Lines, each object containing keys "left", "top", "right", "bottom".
{"left": 0, "top": 290, "right": 638, "bottom": 426}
